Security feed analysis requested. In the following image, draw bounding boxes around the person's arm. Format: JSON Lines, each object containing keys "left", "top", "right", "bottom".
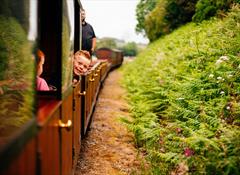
{"left": 91, "top": 37, "right": 96, "bottom": 53}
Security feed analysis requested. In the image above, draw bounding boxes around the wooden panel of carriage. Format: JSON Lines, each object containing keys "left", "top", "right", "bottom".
{"left": 37, "top": 100, "right": 62, "bottom": 175}
{"left": 72, "top": 81, "right": 82, "bottom": 168}
{"left": 0, "top": 135, "right": 37, "bottom": 175}
{"left": 81, "top": 62, "right": 102, "bottom": 136}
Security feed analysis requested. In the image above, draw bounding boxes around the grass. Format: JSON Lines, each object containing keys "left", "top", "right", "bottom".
{"left": 122, "top": 5, "right": 240, "bottom": 175}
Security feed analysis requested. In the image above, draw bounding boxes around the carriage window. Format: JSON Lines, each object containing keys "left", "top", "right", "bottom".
{"left": 62, "top": 0, "right": 74, "bottom": 93}
{"left": 0, "top": 0, "right": 37, "bottom": 142}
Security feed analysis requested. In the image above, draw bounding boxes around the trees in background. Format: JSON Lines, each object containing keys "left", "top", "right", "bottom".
{"left": 193, "top": 0, "right": 240, "bottom": 22}
{"left": 96, "top": 37, "right": 117, "bottom": 49}
{"left": 145, "top": 0, "right": 197, "bottom": 42}
{"left": 136, "top": 0, "right": 239, "bottom": 42}
{"left": 121, "top": 42, "right": 138, "bottom": 57}
{"left": 96, "top": 37, "right": 144, "bottom": 57}
{"left": 135, "top": 0, "right": 158, "bottom": 37}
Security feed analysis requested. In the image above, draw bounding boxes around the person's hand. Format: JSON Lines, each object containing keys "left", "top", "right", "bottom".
{"left": 48, "top": 85, "right": 57, "bottom": 91}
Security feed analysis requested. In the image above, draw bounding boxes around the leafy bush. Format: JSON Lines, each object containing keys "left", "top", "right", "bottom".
{"left": 145, "top": 0, "right": 198, "bottom": 41}
{"left": 165, "top": 0, "right": 198, "bottom": 29}
{"left": 123, "top": 5, "right": 240, "bottom": 174}
{"left": 96, "top": 38, "right": 117, "bottom": 50}
{"left": 144, "top": 0, "right": 168, "bottom": 42}
{"left": 135, "top": 0, "right": 159, "bottom": 36}
{"left": 120, "top": 42, "right": 138, "bottom": 56}
{"left": 193, "top": 0, "right": 240, "bottom": 22}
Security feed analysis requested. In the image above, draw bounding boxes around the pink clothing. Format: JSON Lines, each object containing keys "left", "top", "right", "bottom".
{"left": 37, "top": 76, "right": 50, "bottom": 91}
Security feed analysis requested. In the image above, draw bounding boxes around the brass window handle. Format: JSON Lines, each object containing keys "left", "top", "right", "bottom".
{"left": 59, "top": 120, "right": 72, "bottom": 131}
{"left": 78, "top": 91, "right": 86, "bottom": 96}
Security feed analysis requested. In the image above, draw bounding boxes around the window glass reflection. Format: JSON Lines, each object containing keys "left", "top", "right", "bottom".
{"left": 62, "top": 0, "right": 74, "bottom": 93}
{"left": 0, "top": 0, "right": 36, "bottom": 142}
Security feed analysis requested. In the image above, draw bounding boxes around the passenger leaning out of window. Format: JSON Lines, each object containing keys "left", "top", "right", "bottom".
{"left": 73, "top": 50, "right": 91, "bottom": 80}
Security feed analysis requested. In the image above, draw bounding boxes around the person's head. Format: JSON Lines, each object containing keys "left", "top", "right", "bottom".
{"left": 37, "top": 49, "right": 45, "bottom": 76}
{"left": 73, "top": 50, "right": 91, "bottom": 75}
{"left": 80, "top": 9, "right": 86, "bottom": 22}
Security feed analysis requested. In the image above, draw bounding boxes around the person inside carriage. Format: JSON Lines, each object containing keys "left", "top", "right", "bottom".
{"left": 36, "top": 49, "right": 50, "bottom": 91}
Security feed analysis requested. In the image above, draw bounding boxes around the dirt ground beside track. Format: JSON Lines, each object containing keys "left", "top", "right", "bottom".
{"left": 74, "top": 64, "right": 148, "bottom": 175}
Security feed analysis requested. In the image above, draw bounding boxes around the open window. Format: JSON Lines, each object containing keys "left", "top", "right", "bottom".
{"left": 38, "top": 0, "right": 75, "bottom": 98}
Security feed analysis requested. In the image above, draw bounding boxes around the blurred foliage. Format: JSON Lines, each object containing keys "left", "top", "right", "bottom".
{"left": 123, "top": 5, "right": 240, "bottom": 174}
{"left": 96, "top": 38, "right": 117, "bottom": 50}
{"left": 0, "top": 0, "right": 29, "bottom": 32}
{"left": 145, "top": 0, "right": 197, "bottom": 41}
{"left": 144, "top": 0, "right": 167, "bottom": 42}
{"left": 136, "top": 0, "right": 239, "bottom": 42}
{"left": 193, "top": 0, "right": 240, "bottom": 22}
{"left": 120, "top": 42, "right": 138, "bottom": 57}
{"left": 144, "top": 0, "right": 198, "bottom": 41}
{"left": 135, "top": 0, "right": 159, "bottom": 36}
{"left": 0, "top": 16, "right": 33, "bottom": 82}
{"left": 62, "top": 4, "right": 73, "bottom": 92}
{"left": 97, "top": 38, "right": 144, "bottom": 57}
{"left": 0, "top": 15, "right": 34, "bottom": 137}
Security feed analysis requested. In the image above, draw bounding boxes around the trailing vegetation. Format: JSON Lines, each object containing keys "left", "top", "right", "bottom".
{"left": 123, "top": 5, "right": 240, "bottom": 174}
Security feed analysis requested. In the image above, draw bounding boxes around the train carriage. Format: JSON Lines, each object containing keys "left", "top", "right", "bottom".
{"left": 0, "top": 0, "right": 123, "bottom": 174}
{"left": 95, "top": 47, "right": 124, "bottom": 69}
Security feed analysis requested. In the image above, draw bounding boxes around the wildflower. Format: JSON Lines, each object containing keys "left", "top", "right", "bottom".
{"left": 184, "top": 148, "right": 194, "bottom": 157}
{"left": 189, "top": 40, "right": 194, "bottom": 47}
{"left": 217, "top": 77, "right": 223, "bottom": 80}
{"left": 177, "top": 97, "right": 184, "bottom": 100}
{"left": 215, "top": 59, "right": 223, "bottom": 65}
{"left": 220, "top": 91, "right": 225, "bottom": 95}
{"left": 226, "top": 106, "right": 231, "bottom": 110}
{"left": 228, "top": 74, "right": 233, "bottom": 78}
{"left": 219, "top": 55, "right": 229, "bottom": 61}
{"left": 209, "top": 74, "right": 214, "bottom": 78}
{"left": 160, "top": 148, "right": 165, "bottom": 153}
{"left": 159, "top": 138, "right": 164, "bottom": 145}
{"left": 216, "top": 55, "right": 229, "bottom": 65}
{"left": 158, "top": 79, "right": 164, "bottom": 85}
{"left": 176, "top": 128, "right": 182, "bottom": 134}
